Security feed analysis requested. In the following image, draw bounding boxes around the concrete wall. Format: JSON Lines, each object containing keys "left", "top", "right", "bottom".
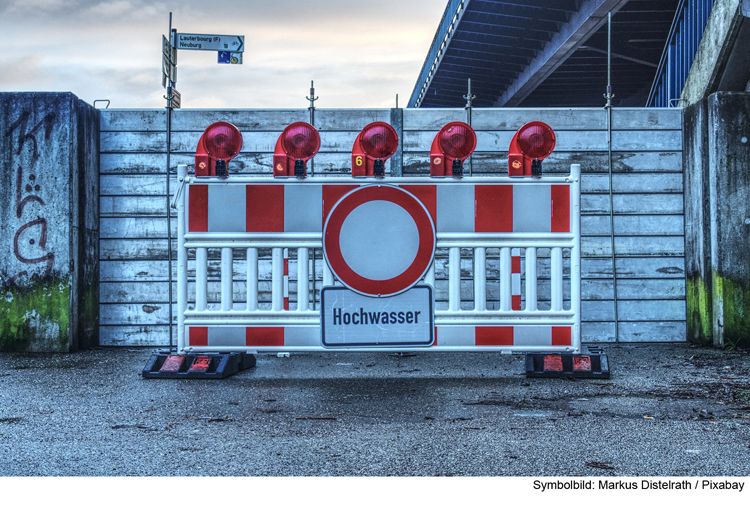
{"left": 98, "top": 107, "right": 685, "bottom": 346}
{"left": 707, "top": 92, "right": 750, "bottom": 347}
{"left": 684, "top": 91, "right": 750, "bottom": 348}
{"left": 0, "top": 93, "right": 99, "bottom": 352}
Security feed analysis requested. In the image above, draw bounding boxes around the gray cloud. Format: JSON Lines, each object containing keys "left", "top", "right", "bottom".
{"left": 0, "top": 0, "right": 445, "bottom": 108}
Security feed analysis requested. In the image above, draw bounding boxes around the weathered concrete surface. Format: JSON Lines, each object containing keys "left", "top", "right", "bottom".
{"left": 0, "top": 93, "right": 99, "bottom": 351}
{"left": 683, "top": 101, "right": 713, "bottom": 345}
{"left": 682, "top": 0, "right": 750, "bottom": 106}
{"left": 708, "top": 92, "right": 750, "bottom": 348}
{"left": 0, "top": 345, "right": 748, "bottom": 476}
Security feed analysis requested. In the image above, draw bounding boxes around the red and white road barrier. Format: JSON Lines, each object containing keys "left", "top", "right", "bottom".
{"left": 174, "top": 164, "right": 581, "bottom": 354}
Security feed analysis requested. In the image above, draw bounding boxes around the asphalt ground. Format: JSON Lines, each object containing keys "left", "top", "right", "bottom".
{"left": 1, "top": 343, "right": 749, "bottom": 477}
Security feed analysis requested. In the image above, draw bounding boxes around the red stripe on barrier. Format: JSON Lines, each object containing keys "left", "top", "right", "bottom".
{"left": 551, "top": 326, "right": 572, "bottom": 346}
{"left": 399, "top": 184, "right": 437, "bottom": 228}
{"left": 246, "top": 185, "right": 284, "bottom": 232}
{"left": 475, "top": 326, "right": 513, "bottom": 346}
{"left": 551, "top": 185, "right": 570, "bottom": 233}
{"left": 189, "top": 327, "right": 208, "bottom": 346}
{"left": 188, "top": 185, "right": 208, "bottom": 232}
{"left": 322, "top": 185, "right": 359, "bottom": 224}
{"left": 475, "top": 185, "right": 513, "bottom": 232}
{"left": 511, "top": 256, "right": 521, "bottom": 273}
{"left": 246, "top": 327, "right": 284, "bottom": 346}
{"left": 512, "top": 295, "right": 522, "bottom": 311}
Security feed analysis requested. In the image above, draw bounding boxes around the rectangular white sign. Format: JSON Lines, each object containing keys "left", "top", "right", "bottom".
{"left": 176, "top": 33, "right": 244, "bottom": 52}
{"left": 321, "top": 286, "right": 434, "bottom": 347}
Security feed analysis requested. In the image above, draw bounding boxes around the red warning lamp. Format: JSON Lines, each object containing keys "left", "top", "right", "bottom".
{"left": 195, "top": 121, "right": 243, "bottom": 177}
{"left": 508, "top": 121, "right": 556, "bottom": 177}
{"left": 430, "top": 121, "right": 477, "bottom": 178}
{"left": 273, "top": 122, "right": 321, "bottom": 178}
{"left": 352, "top": 122, "right": 399, "bottom": 177}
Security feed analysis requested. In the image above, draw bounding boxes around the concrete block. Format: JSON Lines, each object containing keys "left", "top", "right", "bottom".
{"left": 708, "top": 92, "right": 750, "bottom": 348}
{"left": 0, "top": 92, "right": 99, "bottom": 351}
{"left": 683, "top": 100, "right": 713, "bottom": 345}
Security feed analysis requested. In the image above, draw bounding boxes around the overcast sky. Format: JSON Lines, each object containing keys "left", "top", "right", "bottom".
{"left": 1, "top": 0, "right": 445, "bottom": 108}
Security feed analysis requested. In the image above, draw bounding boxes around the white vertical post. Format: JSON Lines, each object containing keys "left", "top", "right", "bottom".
{"left": 247, "top": 247, "right": 258, "bottom": 311}
{"left": 425, "top": 261, "right": 435, "bottom": 287}
{"left": 323, "top": 261, "right": 334, "bottom": 287}
{"left": 474, "top": 247, "right": 486, "bottom": 311}
{"left": 449, "top": 247, "right": 461, "bottom": 311}
{"left": 283, "top": 248, "right": 289, "bottom": 310}
{"left": 298, "top": 247, "right": 309, "bottom": 311}
{"left": 571, "top": 163, "right": 582, "bottom": 350}
{"left": 525, "top": 247, "right": 538, "bottom": 311}
{"left": 176, "top": 164, "right": 188, "bottom": 352}
{"left": 499, "top": 247, "right": 511, "bottom": 311}
{"left": 221, "top": 247, "right": 233, "bottom": 312}
{"left": 551, "top": 247, "right": 563, "bottom": 311}
{"left": 272, "top": 247, "right": 283, "bottom": 311}
{"left": 196, "top": 247, "right": 208, "bottom": 311}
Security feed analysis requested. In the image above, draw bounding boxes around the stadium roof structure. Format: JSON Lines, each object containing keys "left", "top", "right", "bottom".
{"left": 409, "top": 0, "right": 681, "bottom": 108}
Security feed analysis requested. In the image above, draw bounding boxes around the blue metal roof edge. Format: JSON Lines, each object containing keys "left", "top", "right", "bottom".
{"left": 407, "top": 0, "right": 468, "bottom": 108}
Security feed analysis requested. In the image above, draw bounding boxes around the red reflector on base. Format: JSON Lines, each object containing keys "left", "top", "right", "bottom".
{"left": 573, "top": 355, "right": 592, "bottom": 371}
{"left": 160, "top": 355, "right": 185, "bottom": 372}
{"left": 543, "top": 355, "right": 563, "bottom": 371}
{"left": 189, "top": 355, "right": 211, "bottom": 372}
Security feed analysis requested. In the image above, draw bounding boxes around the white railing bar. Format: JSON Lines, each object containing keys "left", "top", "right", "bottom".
{"left": 474, "top": 247, "right": 486, "bottom": 312}
{"left": 176, "top": 164, "right": 188, "bottom": 352}
{"left": 425, "top": 261, "right": 435, "bottom": 287}
{"left": 221, "top": 247, "right": 233, "bottom": 311}
{"left": 551, "top": 247, "right": 563, "bottom": 311}
{"left": 183, "top": 175, "right": 577, "bottom": 185}
{"left": 247, "top": 247, "right": 258, "bottom": 311}
{"left": 323, "top": 261, "right": 334, "bottom": 287}
{"left": 499, "top": 247, "right": 512, "bottom": 311}
{"left": 182, "top": 345, "right": 577, "bottom": 354}
{"left": 448, "top": 247, "right": 461, "bottom": 311}
{"left": 298, "top": 247, "right": 309, "bottom": 311}
{"left": 195, "top": 247, "right": 208, "bottom": 312}
{"left": 272, "top": 247, "right": 283, "bottom": 311}
{"left": 525, "top": 247, "right": 538, "bottom": 312}
{"left": 183, "top": 312, "right": 574, "bottom": 322}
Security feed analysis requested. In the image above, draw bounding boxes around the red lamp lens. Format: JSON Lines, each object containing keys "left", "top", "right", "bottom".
{"left": 204, "top": 122, "right": 242, "bottom": 161}
{"left": 360, "top": 123, "right": 398, "bottom": 159}
{"left": 282, "top": 122, "right": 320, "bottom": 160}
{"left": 439, "top": 122, "right": 476, "bottom": 160}
{"left": 517, "top": 123, "right": 555, "bottom": 158}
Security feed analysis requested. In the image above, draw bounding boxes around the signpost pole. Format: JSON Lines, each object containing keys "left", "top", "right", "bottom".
{"left": 166, "top": 12, "right": 175, "bottom": 352}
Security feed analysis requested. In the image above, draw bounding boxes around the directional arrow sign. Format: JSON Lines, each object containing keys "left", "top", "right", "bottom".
{"left": 176, "top": 33, "right": 244, "bottom": 52}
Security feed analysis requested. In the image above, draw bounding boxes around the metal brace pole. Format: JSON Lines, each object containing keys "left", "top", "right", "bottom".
{"left": 463, "top": 78, "right": 475, "bottom": 176}
{"left": 604, "top": 12, "right": 620, "bottom": 342}
{"left": 307, "top": 81, "right": 318, "bottom": 309}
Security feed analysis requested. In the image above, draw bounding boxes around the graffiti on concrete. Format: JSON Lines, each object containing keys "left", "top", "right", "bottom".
{"left": 5, "top": 110, "right": 57, "bottom": 284}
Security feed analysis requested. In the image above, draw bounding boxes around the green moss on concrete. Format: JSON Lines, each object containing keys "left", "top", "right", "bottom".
{"left": 0, "top": 277, "right": 70, "bottom": 352}
{"left": 80, "top": 283, "right": 99, "bottom": 347}
{"left": 687, "top": 276, "right": 713, "bottom": 345}
{"left": 713, "top": 272, "right": 750, "bottom": 349}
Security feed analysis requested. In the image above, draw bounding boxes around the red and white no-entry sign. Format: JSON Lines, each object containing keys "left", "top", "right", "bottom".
{"left": 323, "top": 185, "right": 436, "bottom": 297}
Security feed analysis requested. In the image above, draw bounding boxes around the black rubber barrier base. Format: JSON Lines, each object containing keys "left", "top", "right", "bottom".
{"left": 525, "top": 346, "right": 610, "bottom": 379}
{"left": 141, "top": 352, "right": 256, "bottom": 379}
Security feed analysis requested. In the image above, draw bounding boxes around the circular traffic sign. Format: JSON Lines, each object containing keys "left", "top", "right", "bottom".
{"left": 323, "top": 185, "right": 436, "bottom": 297}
